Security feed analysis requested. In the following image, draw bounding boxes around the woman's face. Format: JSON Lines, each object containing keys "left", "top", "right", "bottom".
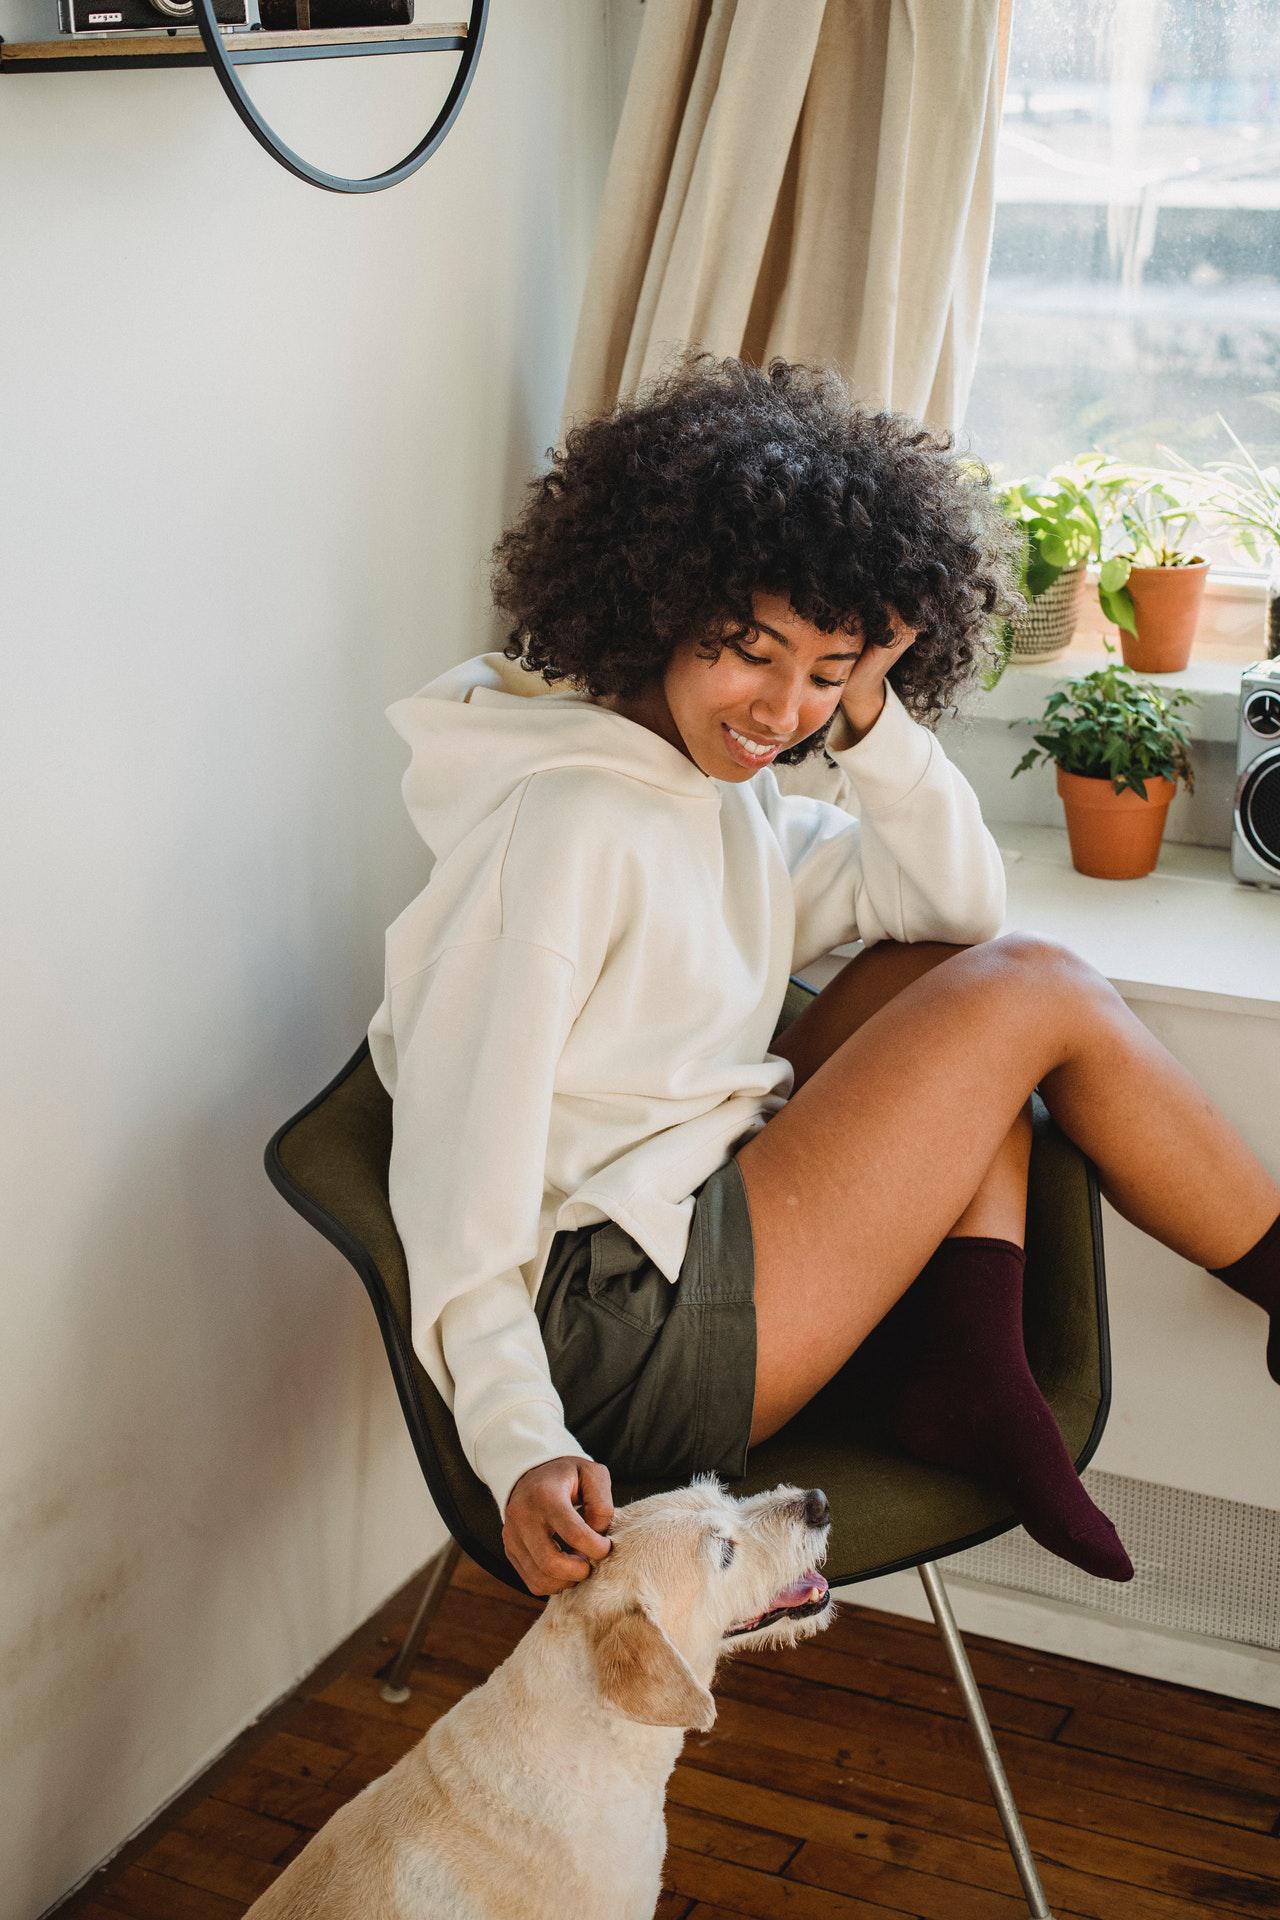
{"left": 636, "top": 590, "right": 862, "bottom": 781}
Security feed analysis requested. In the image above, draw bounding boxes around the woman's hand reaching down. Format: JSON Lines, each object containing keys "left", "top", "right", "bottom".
{"left": 503, "top": 1457, "right": 614, "bottom": 1596}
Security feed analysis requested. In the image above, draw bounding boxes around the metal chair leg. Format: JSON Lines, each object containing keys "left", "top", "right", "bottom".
{"left": 917, "top": 1561, "right": 1054, "bottom": 1918}
{"left": 377, "top": 1538, "right": 464, "bottom": 1703}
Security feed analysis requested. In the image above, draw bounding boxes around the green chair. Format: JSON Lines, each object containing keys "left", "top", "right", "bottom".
{"left": 264, "top": 976, "right": 1109, "bottom": 1920}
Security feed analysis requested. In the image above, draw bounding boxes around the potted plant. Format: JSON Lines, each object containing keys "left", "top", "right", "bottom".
{"left": 994, "top": 469, "right": 1099, "bottom": 664}
{"left": 1010, "top": 652, "right": 1195, "bottom": 879}
{"left": 1074, "top": 452, "right": 1209, "bottom": 673}
{"left": 1158, "top": 404, "right": 1280, "bottom": 660}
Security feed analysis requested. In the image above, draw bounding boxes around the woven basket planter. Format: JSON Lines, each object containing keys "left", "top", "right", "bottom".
{"left": 1009, "top": 563, "right": 1087, "bottom": 664}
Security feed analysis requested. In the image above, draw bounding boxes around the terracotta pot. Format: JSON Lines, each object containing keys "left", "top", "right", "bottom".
{"left": 1119, "top": 561, "right": 1209, "bottom": 673}
{"left": 1056, "top": 767, "right": 1177, "bottom": 879}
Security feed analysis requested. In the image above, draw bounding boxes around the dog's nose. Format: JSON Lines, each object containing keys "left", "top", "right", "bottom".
{"left": 804, "top": 1489, "right": 829, "bottom": 1529}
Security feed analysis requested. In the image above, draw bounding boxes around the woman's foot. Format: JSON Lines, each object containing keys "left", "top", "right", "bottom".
{"left": 865, "top": 1236, "right": 1134, "bottom": 1583}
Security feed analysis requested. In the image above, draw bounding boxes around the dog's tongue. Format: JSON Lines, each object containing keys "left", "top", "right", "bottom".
{"left": 773, "top": 1569, "right": 828, "bottom": 1608}
{"left": 727, "top": 1568, "right": 830, "bottom": 1636}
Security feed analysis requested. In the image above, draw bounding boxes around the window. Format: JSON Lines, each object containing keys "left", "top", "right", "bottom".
{"left": 966, "top": 0, "right": 1280, "bottom": 583}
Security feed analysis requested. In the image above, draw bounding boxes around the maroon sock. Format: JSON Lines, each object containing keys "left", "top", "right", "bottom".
{"left": 1209, "top": 1211, "right": 1280, "bottom": 1384}
{"left": 865, "top": 1236, "right": 1133, "bottom": 1583}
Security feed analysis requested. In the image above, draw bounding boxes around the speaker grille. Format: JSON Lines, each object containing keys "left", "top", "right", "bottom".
{"left": 1238, "top": 750, "right": 1280, "bottom": 872}
{"left": 942, "top": 1469, "right": 1280, "bottom": 1650}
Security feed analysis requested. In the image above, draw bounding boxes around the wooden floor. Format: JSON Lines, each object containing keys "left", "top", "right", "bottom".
{"left": 56, "top": 1554, "right": 1280, "bottom": 1920}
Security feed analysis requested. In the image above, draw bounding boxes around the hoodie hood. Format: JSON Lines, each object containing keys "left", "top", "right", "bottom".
{"left": 386, "top": 650, "right": 717, "bottom": 862}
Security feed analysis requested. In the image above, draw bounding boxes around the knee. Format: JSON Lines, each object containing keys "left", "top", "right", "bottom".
{"left": 983, "top": 932, "right": 1110, "bottom": 1000}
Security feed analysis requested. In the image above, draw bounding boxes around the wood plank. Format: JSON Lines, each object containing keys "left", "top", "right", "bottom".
{"left": 680, "top": 1725, "right": 1280, "bottom": 1892}
{"left": 669, "top": 1761, "right": 1280, "bottom": 1920}
{"left": 822, "top": 1605, "right": 1280, "bottom": 1763}
{"left": 208, "top": 1757, "right": 349, "bottom": 1834}
{"left": 175, "top": 1794, "right": 303, "bottom": 1865}
{"left": 686, "top": 1908, "right": 786, "bottom": 1920}
{"left": 450, "top": 1553, "right": 536, "bottom": 1606}
{"left": 243, "top": 1728, "right": 352, "bottom": 1786}
{"left": 133, "top": 1831, "right": 274, "bottom": 1905}
{"left": 663, "top": 1844, "right": 941, "bottom": 1918}
{"left": 786, "top": 1836, "right": 1262, "bottom": 1920}
{"left": 83, "top": 1865, "right": 242, "bottom": 1919}
{"left": 273, "top": 1694, "right": 423, "bottom": 1771}
{"left": 743, "top": 1634, "right": 1070, "bottom": 1741}
{"left": 666, "top": 1806, "right": 799, "bottom": 1875}
{"left": 781, "top": 1835, "right": 1033, "bottom": 1918}
{"left": 710, "top": 1658, "right": 1279, "bottom": 1833}
{"left": 431, "top": 1579, "right": 545, "bottom": 1636}
{"left": 1056, "top": 1707, "right": 1280, "bottom": 1798}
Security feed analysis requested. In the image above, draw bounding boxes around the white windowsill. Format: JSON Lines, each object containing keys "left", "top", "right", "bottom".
{"left": 994, "top": 824, "right": 1280, "bottom": 1019}
{"left": 801, "top": 823, "right": 1280, "bottom": 1022}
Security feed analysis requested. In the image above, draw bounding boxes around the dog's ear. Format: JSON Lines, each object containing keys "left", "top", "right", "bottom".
{"left": 589, "top": 1604, "right": 716, "bottom": 1731}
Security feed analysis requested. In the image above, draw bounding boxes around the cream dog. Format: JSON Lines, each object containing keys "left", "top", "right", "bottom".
{"left": 244, "top": 1474, "right": 834, "bottom": 1920}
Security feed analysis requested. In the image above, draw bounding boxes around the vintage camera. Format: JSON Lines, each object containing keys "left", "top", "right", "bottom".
{"left": 59, "top": 0, "right": 252, "bottom": 29}
{"left": 58, "top": 0, "right": 409, "bottom": 25}
{"left": 1232, "top": 659, "right": 1280, "bottom": 890}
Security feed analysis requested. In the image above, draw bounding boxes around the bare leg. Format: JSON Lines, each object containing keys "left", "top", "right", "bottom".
{"left": 947, "top": 1107, "right": 1033, "bottom": 1243}
{"left": 775, "top": 941, "right": 1033, "bottom": 1245}
{"left": 742, "top": 934, "right": 1280, "bottom": 1447}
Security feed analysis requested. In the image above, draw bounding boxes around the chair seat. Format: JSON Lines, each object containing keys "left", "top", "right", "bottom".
{"left": 267, "top": 1038, "right": 1108, "bottom": 1596}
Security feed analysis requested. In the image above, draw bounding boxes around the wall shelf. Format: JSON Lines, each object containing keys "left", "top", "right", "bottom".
{"left": 0, "top": 14, "right": 464, "bottom": 70}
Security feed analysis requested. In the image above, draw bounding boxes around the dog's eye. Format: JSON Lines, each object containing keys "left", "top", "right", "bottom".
{"left": 719, "top": 1538, "right": 736, "bottom": 1569}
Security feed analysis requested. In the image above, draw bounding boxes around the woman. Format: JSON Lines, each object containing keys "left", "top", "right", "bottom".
{"left": 368, "top": 353, "right": 1280, "bottom": 1601}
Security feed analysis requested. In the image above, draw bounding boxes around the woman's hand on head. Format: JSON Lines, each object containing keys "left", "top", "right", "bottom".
{"left": 503, "top": 1457, "right": 614, "bottom": 1596}
{"left": 839, "top": 604, "right": 924, "bottom": 737}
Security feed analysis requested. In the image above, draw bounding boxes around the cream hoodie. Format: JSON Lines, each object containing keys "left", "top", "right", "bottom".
{"left": 367, "top": 651, "right": 1006, "bottom": 1520}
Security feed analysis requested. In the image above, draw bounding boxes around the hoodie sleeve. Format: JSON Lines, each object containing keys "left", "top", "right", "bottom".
{"left": 375, "top": 935, "right": 591, "bottom": 1521}
{"left": 755, "top": 681, "right": 1006, "bottom": 973}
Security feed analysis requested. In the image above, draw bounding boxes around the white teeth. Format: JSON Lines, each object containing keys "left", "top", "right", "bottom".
{"left": 726, "top": 726, "right": 777, "bottom": 758}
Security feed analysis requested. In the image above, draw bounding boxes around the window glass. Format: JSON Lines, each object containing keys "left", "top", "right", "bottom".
{"left": 966, "top": 0, "right": 1280, "bottom": 576}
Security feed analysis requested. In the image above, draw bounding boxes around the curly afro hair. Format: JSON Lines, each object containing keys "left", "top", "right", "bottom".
{"left": 490, "top": 350, "right": 1025, "bottom": 768}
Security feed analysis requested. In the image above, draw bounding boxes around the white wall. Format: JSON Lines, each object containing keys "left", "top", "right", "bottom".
{"left": 0, "top": 6, "right": 622, "bottom": 1913}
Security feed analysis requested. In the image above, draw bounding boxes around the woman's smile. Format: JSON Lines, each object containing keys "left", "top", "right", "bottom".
{"left": 721, "top": 722, "right": 787, "bottom": 768}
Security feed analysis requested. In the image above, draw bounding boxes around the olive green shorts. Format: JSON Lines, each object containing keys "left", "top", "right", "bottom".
{"left": 534, "top": 977, "right": 817, "bottom": 1486}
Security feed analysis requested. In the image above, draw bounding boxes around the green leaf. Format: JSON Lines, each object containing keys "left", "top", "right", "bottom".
{"left": 1098, "top": 581, "right": 1138, "bottom": 636}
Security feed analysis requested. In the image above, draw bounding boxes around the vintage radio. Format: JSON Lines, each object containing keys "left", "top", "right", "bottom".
{"left": 1232, "top": 658, "right": 1280, "bottom": 890}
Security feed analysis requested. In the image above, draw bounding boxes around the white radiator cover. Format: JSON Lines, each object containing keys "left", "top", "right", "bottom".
{"left": 941, "top": 1469, "right": 1280, "bottom": 1652}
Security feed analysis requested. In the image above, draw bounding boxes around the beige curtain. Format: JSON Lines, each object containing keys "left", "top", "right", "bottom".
{"left": 560, "top": 0, "right": 1013, "bottom": 441}
{"left": 559, "top": 0, "right": 1013, "bottom": 810}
